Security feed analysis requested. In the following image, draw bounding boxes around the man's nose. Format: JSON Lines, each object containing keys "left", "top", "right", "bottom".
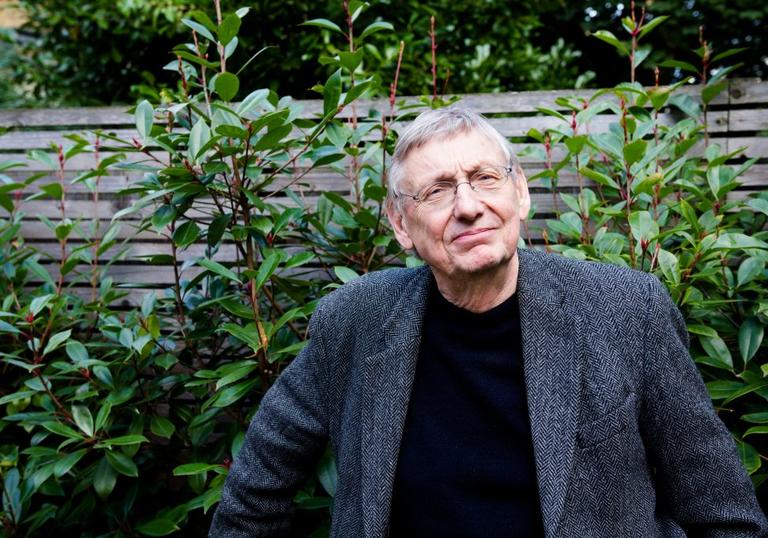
{"left": 452, "top": 182, "right": 483, "bottom": 220}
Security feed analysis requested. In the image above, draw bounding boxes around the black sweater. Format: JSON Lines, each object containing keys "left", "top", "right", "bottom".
{"left": 389, "top": 281, "right": 543, "bottom": 537}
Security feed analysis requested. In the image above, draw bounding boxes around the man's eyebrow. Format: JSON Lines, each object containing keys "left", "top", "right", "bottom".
{"left": 428, "top": 163, "right": 497, "bottom": 182}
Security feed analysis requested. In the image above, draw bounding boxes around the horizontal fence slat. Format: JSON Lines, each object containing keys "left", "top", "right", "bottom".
{"left": 3, "top": 80, "right": 764, "bottom": 130}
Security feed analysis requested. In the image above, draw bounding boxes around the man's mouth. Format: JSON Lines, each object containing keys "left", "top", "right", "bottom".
{"left": 452, "top": 227, "right": 493, "bottom": 243}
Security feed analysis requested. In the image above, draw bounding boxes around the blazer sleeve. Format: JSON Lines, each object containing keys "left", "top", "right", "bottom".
{"left": 640, "top": 277, "right": 767, "bottom": 536}
{"left": 208, "top": 304, "right": 330, "bottom": 537}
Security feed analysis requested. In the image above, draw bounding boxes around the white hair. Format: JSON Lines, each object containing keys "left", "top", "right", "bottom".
{"left": 387, "top": 106, "right": 520, "bottom": 208}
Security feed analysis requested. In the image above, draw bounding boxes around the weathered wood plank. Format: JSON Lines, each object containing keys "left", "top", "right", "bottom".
{"left": 4, "top": 80, "right": 763, "bottom": 130}
{"left": 7, "top": 108, "right": 766, "bottom": 153}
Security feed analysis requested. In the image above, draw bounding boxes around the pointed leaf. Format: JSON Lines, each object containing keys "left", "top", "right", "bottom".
{"left": 72, "top": 405, "right": 94, "bottom": 437}
{"left": 43, "top": 329, "right": 71, "bottom": 357}
{"left": 359, "top": 21, "right": 393, "bottom": 40}
{"left": 323, "top": 69, "right": 342, "bottom": 117}
{"left": 105, "top": 450, "right": 138, "bottom": 477}
{"left": 172, "top": 220, "right": 200, "bottom": 248}
{"left": 94, "top": 456, "right": 117, "bottom": 498}
{"left": 135, "top": 100, "right": 154, "bottom": 143}
{"left": 739, "top": 317, "right": 764, "bottom": 365}
{"left": 638, "top": 15, "right": 669, "bottom": 39}
{"left": 199, "top": 258, "right": 241, "bottom": 284}
{"left": 301, "top": 18, "right": 344, "bottom": 35}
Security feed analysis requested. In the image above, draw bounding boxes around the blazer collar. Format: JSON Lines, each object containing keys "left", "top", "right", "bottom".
{"left": 360, "top": 266, "right": 430, "bottom": 537}
{"left": 360, "top": 252, "right": 582, "bottom": 538}
{"left": 517, "top": 248, "right": 583, "bottom": 538}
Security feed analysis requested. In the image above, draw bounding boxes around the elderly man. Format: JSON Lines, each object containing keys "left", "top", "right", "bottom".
{"left": 210, "top": 107, "right": 766, "bottom": 537}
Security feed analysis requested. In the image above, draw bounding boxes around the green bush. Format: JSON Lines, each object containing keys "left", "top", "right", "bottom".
{"left": 0, "top": 4, "right": 765, "bottom": 536}
{"left": 529, "top": 11, "right": 768, "bottom": 493}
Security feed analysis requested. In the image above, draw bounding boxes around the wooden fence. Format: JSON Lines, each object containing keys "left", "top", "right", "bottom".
{"left": 1, "top": 78, "right": 767, "bottom": 305}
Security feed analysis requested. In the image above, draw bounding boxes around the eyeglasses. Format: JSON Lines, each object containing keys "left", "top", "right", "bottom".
{"left": 396, "top": 165, "right": 515, "bottom": 210}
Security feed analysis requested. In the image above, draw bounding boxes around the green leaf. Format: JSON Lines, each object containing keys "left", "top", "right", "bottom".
{"left": 96, "top": 435, "right": 149, "bottom": 448}
{"left": 173, "top": 463, "right": 222, "bottom": 476}
{"left": 43, "top": 329, "right": 71, "bottom": 357}
{"left": 564, "top": 135, "right": 587, "bottom": 154}
{"left": 702, "top": 80, "right": 727, "bottom": 105}
{"left": 215, "top": 72, "right": 240, "bottom": 101}
{"left": 236, "top": 89, "right": 269, "bottom": 116}
{"left": 209, "top": 379, "right": 259, "bottom": 408}
{"left": 592, "top": 30, "right": 628, "bottom": 55}
{"left": 72, "top": 405, "right": 94, "bottom": 437}
{"left": 706, "top": 380, "right": 744, "bottom": 400}
{"left": 744, "top": 425, "right": 768, "bottom": 437}
{"left": 217, "top": 13, "right": 241, "bottom": 46}
{"left": 700, "top": 336, "right": 734, "bottom": 369}
{"left": 199, "top": 258, "right": 241, "bottom": 284}
{"left": 150, "top": 415, "right": 175, "bottom": 439}
{"left": 95, "top": 402, "right": 112, "bottom": 433}
{"left": 252, "top": 123, "right": 292, "bottom": 152}
{"left": 65, "top": 340, "right": 88, "bottom": 364}
{"left": 714, "top": 233, "right": 768, "bottom": 250}
{"left": 737, "top": 257, "right": 764, "bottom": 287}
{"left": 334, "top": 266, "right": 359, "bottom": 283}
{"left": 323, "top": 69, "right": 343, "bottom": 117}
{"left": 737, "top": 441, "right": 760, "bottom": 474}
{"left": 318, "top": 449, "right": 338, "bottom": 497}
{"left": 135, "top": 100, "right": 154, "bottom": 143}
{"left": 105, "top": 450, "right": 138, "bottom": 477}
{"left": 284, "top": 251, "right": 315, "bottom": 269}
{"left": 172, "top": 220, "right": 200, "bottom": 248}
{"left": 623, "top": 139, "right": 647, "bottom": 166}
{"left": 30, "top": 294, "right": 55, "bottom": 316}
{"left": 135, "top": 518, "right": 180, "bottom": 537}
{"left": 53, "top": 449, "right": 87, "bottom": 478}
{"left": 659, "top": 60, "right": 698, "bottom": 73}
{"left": 94, "top": 456, "right": 117, "bottom": 499}
{"left": 182, "top": 18, "right": 215, "bottom": 42}
{"left": 687, "top": 324, "right": 718, "bottom": 338}
{"left": 208, "top": 214, "right": 232, "bottom": 247}
{"left": 739, "top": 317, "right": 764, "bottom": 365}
{"left": 638, "top": 15, "right": 669, "bottom": 39}
{"left": 219, "top": 323, "right": 262, "bottom": 352}
{"left": 254, "top": 251, "right": 281, "bottom": 291}
{"left": 746, "top": 198, "right": 768, "bottom": 216}
{"left": 188, "top": 119, "right": 212, "bottom": 164}
{"left": 632, "top": 46, "right": 652, "bottom": 69}
{"left": 151, "top": 204, "right": 176, "bottom": 230}
{"left": 301, "top": 18, "right": 344, "bottom": 35}
{"left": 359, "top": 21, "right": 394, "bottom": 40}
{"left": 338, "top": 50, "right": 364, "bottom": 73}
{"left": 742, "top": 412, "right": 768, "bottom": 424}
{"left": 629, "top": 211, "right": 657, "bottom": 242}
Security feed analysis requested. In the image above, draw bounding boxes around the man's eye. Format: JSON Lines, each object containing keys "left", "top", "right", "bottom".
{"left": 472, "top": 170, "right": 501, "bottom": 186}
{"left": 422, "top": 183, "right": 452, "bottom": 201}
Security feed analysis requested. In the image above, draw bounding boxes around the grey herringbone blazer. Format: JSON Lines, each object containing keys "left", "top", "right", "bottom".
{"left": 210, "top": 249, "right": 767, "bottom": 537}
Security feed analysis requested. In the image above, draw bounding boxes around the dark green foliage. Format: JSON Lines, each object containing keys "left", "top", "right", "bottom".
{"left": 0, "top": 3, "right": 766, "bottom": 536}
{"left": 547, "top": 0, "right": 768, "bottom": 87}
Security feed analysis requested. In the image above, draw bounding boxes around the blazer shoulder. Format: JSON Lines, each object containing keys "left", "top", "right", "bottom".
{"left": 519, "top": 248, "right": 661, "bottom": 306}
{"left": 315, "top": 265, "right": 429, "bottom": 320}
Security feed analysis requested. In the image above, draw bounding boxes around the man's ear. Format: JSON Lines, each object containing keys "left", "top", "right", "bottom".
{"left": 386, "top": 198, "right": 415, "bottom": 250}
{"left": 514, "top": 167, "right": 531, "bottom": 221}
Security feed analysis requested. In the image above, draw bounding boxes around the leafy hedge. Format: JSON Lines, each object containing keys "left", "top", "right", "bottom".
{"left": 1, "top": 3, "right": 766, "bottom": 536}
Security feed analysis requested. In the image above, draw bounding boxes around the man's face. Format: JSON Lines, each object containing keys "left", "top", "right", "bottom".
{"left": 387, "top": 129, "right": 530, "bottom": 284}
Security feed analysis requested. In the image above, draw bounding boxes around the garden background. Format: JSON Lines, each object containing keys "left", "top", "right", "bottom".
{"left": 1, "top": 0, "right": 767, "bottom": 536}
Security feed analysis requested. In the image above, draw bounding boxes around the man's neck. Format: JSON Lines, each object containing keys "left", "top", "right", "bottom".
{"left": 432, "top": 255, "right": 519, "bottom": 313}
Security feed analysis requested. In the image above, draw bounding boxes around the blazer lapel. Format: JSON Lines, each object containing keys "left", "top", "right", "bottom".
{"left": 517, "top": 249, "right": 583, "bottom": 538}
{"left": 360, "top": 267, "right": 430, "bottom": 538}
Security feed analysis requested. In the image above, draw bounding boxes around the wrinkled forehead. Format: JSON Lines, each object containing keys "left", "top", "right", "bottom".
{"left": 397, "top": 126, "right": 506, "bottom": 162}
{"left": 400, "top": 129, "right": 508, "bottom": 176}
